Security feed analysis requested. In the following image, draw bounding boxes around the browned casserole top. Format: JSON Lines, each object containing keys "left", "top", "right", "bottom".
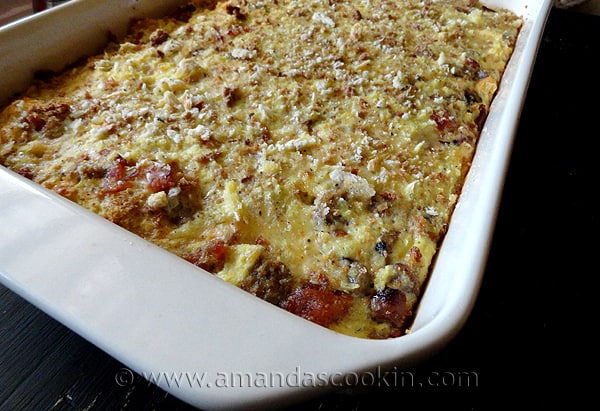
{"left": 0, "top": 0, "right": 522, "bottom": 338}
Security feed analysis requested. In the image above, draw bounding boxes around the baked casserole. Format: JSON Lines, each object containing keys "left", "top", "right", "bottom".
{"left": 0, "top": 0, "right": 522, "bottom": 339}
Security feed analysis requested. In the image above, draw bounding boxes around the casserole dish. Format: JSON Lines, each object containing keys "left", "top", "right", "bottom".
{"left": 0, "top": 1, "right": 552, "bottom": 409}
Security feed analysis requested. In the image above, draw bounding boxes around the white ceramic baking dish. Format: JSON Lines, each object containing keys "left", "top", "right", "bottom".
{"left": 0, "top": 1, "right": 553, "bottom": 410}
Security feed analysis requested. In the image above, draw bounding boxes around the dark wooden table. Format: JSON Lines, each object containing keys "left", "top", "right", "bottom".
{"left": 1, "top": 5, "right": 598, "bottom": 411}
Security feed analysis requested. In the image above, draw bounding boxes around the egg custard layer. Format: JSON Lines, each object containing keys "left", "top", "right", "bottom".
{"left": 0, "top": 0, "right": 522, "bottom": 338}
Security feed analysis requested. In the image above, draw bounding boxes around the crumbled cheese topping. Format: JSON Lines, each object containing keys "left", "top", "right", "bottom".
{"left": 0, "top": 0, "right": 522, "bottom": 339}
